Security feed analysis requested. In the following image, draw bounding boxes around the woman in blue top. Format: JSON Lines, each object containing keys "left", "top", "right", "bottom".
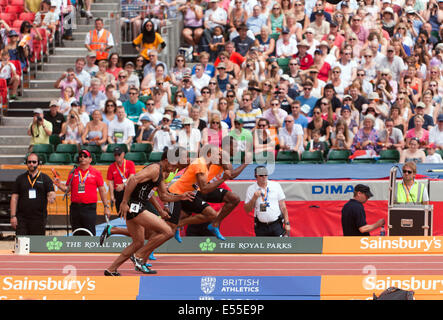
{"left": 217, "top": 97, "right": 235, "bottom": 129}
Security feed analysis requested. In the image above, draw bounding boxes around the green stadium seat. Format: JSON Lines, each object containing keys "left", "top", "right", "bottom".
{"left": 81, "top": 145, "right": 103, "bottom": 156}
{"left": 55, "top": 144, "right": 78, "bottom": 154}
{"left": 351, "top": 158, "right": 376, "bottom": 164}
{"left": 106, "top": 143, "right": 128, "bottom": 153}
{"left": 130, "top": 143, "right": 152, "bottom": 154}
{"left": 31, "top": 144, "right": 54, "bottom": 155}
{"left": 47, "top": 153, "right": 73, "bottom": 165}
{"left": 269, "top": 33, "right": 280, "bottom": 41}
{"left": 148, "top": 152, "right": 163, "bottom": 162}
{"left": 97, "top": 152, "right": 116, "bottom": 165}
{"left": 277, "top": 58, "right": 290, "bottom": 73}
{"left": 49, "top": 135, "right": 61, "bottom": 147}
{"left": 377, "top": 149, "right": 400, "bottom": 163}
{"left": 299, "top": 150, "right": 324, "bottom": 164}
{"left": 125, "top": 152, "right": 148, "bottom": 165}
{"left": 276, "top": 151, "right": 299, "bottom": 163}
{"left": 327, "top": 149, "right": 351, "bottom": 164}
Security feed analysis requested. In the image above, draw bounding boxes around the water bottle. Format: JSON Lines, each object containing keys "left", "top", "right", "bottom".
{"left": 380, "top": 225, "right": 386, "bottom": 236}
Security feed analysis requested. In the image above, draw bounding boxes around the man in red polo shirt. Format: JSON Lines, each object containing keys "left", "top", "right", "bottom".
{"left": 54, "top": 149, "right": 110, "bottom": 236}
{"left": 107, "top": 147, "right": 136, "bottom": 213}
{"left": 214, "top": 41, "right": 245, "bottom": 67}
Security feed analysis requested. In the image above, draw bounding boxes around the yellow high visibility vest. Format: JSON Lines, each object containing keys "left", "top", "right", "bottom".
{"left": 396, "top": 181, "right": 424, "bottom": 204}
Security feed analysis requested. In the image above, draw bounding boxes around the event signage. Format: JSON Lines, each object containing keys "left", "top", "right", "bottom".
{"left": 24, "top": 236, "right": 323, "bottom": 254}
{"left": 0, "top": 276, "right": 140, "bottom": 300}
{"left": 137, "top": 276, "right": 321, "bottom": 300}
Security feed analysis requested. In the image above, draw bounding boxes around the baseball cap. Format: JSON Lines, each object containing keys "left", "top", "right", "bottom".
{"left": 415, "top": 102, "right": 426, "bottom": 109}
{"left": 79, "top": 149, "right": 91, "bottom": 158}
{"left": 71, "top": 101, "right": 81, "bottom": 107}
{"left": 183, "top": 117, "right": 193, "bottom": 125}
{"left": 8, "top": 30, "right": 18, "bottom": 37}
{"left": 354, "top": 184, "right": 373, "bottom": 198}
{"left": 234, "top": 118, "right": 244, "bottom": 124}
{"left": 282, "top": 26, "right": 290, "bottom": 34}
{"left": 113, "top": 147, "right": 124, "bottom": 155}
{"left": 255, "top": 166, "right": 268, "bottom": 176}
{"left": 87, "top": 52, "right": 96, "bottom": 58}
{"left": 49, "top": 99, "right": 59, "bottom": 107}
{"left": 426, "top": 143, "right": 437, "bottom": 149}
{"left": 33, "top": 108, "right": 44, "bottom": 114}
{"left": 140, "top": 115, "right": 151, "bottom": 122}
{"left": 163, "top": 114, "right": 172, "bottom": 121}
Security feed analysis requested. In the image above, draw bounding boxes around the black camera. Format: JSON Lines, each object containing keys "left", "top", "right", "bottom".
{"left": 37, "top": 116, "right": 43, "bottom": 122}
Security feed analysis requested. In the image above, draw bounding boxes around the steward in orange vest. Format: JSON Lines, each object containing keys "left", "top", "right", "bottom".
{"left": 86, "top": 18, "right": 113, "bottom": 60}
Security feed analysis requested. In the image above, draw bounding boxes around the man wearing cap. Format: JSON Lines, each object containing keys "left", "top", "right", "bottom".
{"left": 310, "top": 10, "right": 330, "bottom": 42}
{"left": 44, "top": 100, "right": 66, "bottom": 135}
{"left": 84, "top": 52, "right": 99, "bottom": 77}
{"left": 229, "top": 118, "right": 253, "bottom": 153}
{"left": 54, "top": 149, "right": 111, "bottom": 236}
{"left": 191, "top": 63, "right": 211, "bottom": 96}
{"left": 28, "top": 108, "right": 53, "bottom": 148}
{"left": 149, "top": 114, "right": 177, "bottom": 152}
{"left": 232, "top": 24, "right": 255, "bottom": 57}
{"left": 407, "top": 102, "right": 434, "bottom": 131}
{"left": 293, "top": 40, "right": 314, "bottom": 70}
{"left": 136, "top": 115, "right": 155, "bottom": 144}
{"left": 107, "top": 147, "right": 136, "bottom": 213}
{"left": 164, "top": 105, "right": 183, "bottom": 131}
{"left": 276, "top": 27, "right": 298, "bottom": 59}
{"left": 108, "top": 105, "right": 136, "bottom": 149}
{"left": 341, "top": 184, "right": 385, "bottom": 236}
{"left": 429, "top": 114, "right": 443, "bottom": 150}
{"left": 395, "top": 161, "right": 429, "bottom": 205}
{"left": 244, "top": 166, "right": 290, "bottom": 237}
{"left": 424, "top": 143, "right": 443, "bottom": 163}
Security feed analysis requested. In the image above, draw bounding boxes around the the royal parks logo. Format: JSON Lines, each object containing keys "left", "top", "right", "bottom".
{"left": 46, "top": 237, "right": 63, "bottom": 251}
{"left": 199, "top": 238, "right": 216, "bottom": 252}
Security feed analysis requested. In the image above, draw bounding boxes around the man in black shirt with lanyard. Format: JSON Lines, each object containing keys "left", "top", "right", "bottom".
{"left": 10, "top": 153, "right": 56, "bottom": 235}
{"left": 341, "top": 184, "right": 385, "bottom": 236}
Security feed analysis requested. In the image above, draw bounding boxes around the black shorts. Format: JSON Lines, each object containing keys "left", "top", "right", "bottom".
{"left": 198, "top": 188, "right": 228, "bottom": 203}
{"left": 125, "top": 201, "right": 147, "bottom": 221}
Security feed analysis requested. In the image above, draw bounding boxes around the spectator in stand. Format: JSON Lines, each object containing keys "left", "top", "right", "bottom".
{"left": 133, "top": 19, "right": 166, "bottom": 61}
{"left": 149, "top": 114, "right": 177, "bottom": 152}
{"left": 102, "top": 99, "right": 118, "bottom": 126}
{"left": 278, "top": 114, "right": 304, "bottom": 157}
{"left": 44, "top": 100, "right": 66, "bottom": 136}
{"left": 247, "top": 5, "right": 268, "bottom": 36}
{"left": 189, "top": 105, "right": 207, "bottom": 131}
{"left": 59, "top": 109, "right": 84, "bottom": 147}
{"left": 82, "top": 78, "right": 107, "bottom": 115}
{"left": 191, "top": 63, "right": 211, "bottom": 95}
{"left": 407, "top": 102, "right": 434, "bottom": 131}
{"left": 310, "top": 10, "right": 330, "bottom": 41}
{"left": 0, "top": 51, "right": 20, "bottom": 101}
{"left": 95, "top": 60, "right": 116, "bottom": 91}
{"left": 85, "top": 18, "right": 114, "bottom": 62}
{"left": 424, "top": 143, "right": 443, "bottom": 163}
{"left": 399, "top": 137, "right": 426, "bottom": 164}
{"left": 54, "top": 68, "right": 82, "bottom": 100}
{"left": 123, "top": 87, "right": 145, "bottom": 123}
{"left": 263, "top": 98, "right": 287, "bottom": 129}
{"left": 429, "top": 114, "right": 443, "bottom": 150}
{"left": 179, "top": 0, "right": 204, "bottom": 52}
{"left": 142, "top": 49, "right": 168, "bottom": 77}
{"left": 170, "top": 54, "right": 192, "bottom": 87}
{"left": 377, "top": 118, "right": 404, "bottom": 152}
{"left": 267, "top": 2, "right": 285, "bottom": 33}
{"left": 236, "top": 91, "right": 263, "bottom": 131}
{"left": 124, "top": 61, "right": 140, "bottom": 89}
{"left": 71, "top": 100, "right": 90, "bottom": 127}
{"left": 19, "top": 21, "right": 42, "bottom": 61}
{"left": 214, "top": 42, "right": 246, "bottom": 67}
{"left": 276, "top": 27, "right": 298, "bottom": 59}
{"left": 116, "top": 70, "right": 131, "bottom": 103}
{"left": 33, "top": 0, "right": 57, "bottom": 42}
{"left": 107, "top": 53, "right": 123, "bottom": 81}
{"left": 331, "top": 46, "right": 357, "bottom": 88}
{"left": 253, "top": 117, "right": 279, "bottom": 154}
{"left": 295, "top": 80, "right": 318, "bottom": 114}
{"left": 135, "top": 115, "right": 155, "bottom": 145}
{"left": 108, "top": 106, "right": 136, "bottom": 149}
{"left": 351, "top": 114, "right": 379, "bottom": 154}
{"left": 84, "top": 52, "right": 99, "bottom": 77}
{"left": 329, "top": 119, "right": 353, "bottom": 152}
{"left": 82, "top": 109, "right": 108, "bottom": 151}
{"left": 28, "top": 108, "right": 53, "bottom": 148}
{"left": 74, "top": 58, "right": 91, "bottom": 99}
{"left": 177, "top": 117, "right": 201, "bottom": 153}
{"left": 138, "top": 98, "right": 163, "bottom": 127}
{"left": 232, "top": 24, "right": 255, "bottom": 57}
{"left": 201, "top": 111, "right": 227, "bottom": 147}
{"left": 99, "top": 84, "right": 123, "bottom": 110}
{"left": 405, "top": 114, "right": 430, "bottom": 149}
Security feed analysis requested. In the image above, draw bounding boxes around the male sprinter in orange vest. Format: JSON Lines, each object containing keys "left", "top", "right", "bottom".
{"left": 85, "top": 18, "right": 114, "bottom": 61}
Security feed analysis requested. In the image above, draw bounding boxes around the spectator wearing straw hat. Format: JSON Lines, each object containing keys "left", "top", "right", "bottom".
{"left": 293, "top": 39, "right": 313, "bottom": 70}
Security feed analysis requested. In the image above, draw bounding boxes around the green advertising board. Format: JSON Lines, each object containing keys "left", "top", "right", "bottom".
{"left": 23, "top": 236, "right": 323, "bottom": 254}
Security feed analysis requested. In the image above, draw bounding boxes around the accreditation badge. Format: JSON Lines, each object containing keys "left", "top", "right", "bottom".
{"left": 78, "top": 183, "right": 86, "bottom": 193}
{"left": 260, "top": 203, "right": 267, "bottom": 212}
{"left": 29, "top": 189, "right": 36, "bottom": 199}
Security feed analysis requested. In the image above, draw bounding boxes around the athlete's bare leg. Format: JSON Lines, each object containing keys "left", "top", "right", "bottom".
{"left": 210, "top": 191, "right": 240, "bottom": 228}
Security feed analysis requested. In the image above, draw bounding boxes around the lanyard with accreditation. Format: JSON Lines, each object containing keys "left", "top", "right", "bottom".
{"left": 115, "top": 160, "right": 127, "bottom": 184}
{"left": 78, "top": 169, "right": 89, "bottom": 194}
{"left": 27, "top": 171, "right": 41, "bottom": 199}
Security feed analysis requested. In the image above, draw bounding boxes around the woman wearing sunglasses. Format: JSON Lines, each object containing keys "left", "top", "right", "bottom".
{"left": 394, "top": 161, "right": 429, "bottom": 204}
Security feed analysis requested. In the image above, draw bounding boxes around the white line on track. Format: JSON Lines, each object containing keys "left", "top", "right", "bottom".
{"left": 2, "top": 260, "right": 443, "bottom": 264}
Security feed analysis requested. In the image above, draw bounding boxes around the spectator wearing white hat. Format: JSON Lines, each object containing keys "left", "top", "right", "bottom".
{"left": 275, "top": 27, "right": 298, "bottom": 58}
{"left": 177, "top": 117, "right": 201, "bottom": 154}
{"left": 149, "top": 114, "right": 177, "bottom": 152}
{"left": 28, "top": 108, "right": 53, "bottom": 148}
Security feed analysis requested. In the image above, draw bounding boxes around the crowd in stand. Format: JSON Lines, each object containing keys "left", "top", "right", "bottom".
{"left": 25, "top": 0, "right": 443, "bottom": 163}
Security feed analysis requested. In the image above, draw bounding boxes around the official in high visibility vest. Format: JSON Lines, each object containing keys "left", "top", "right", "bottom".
{"left": 85, "top": 18, "right": 114, "bottom": 61}
{"left": 395, "top": 161, "right": 429, "bottom": 204}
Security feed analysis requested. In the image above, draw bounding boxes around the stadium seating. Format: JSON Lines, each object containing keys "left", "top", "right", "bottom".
{"left": 55, "top": 144, "right": 78, "bottom": 155}
{"left": 299, "top": 151, "right": 324, "bottom": 164}
{"left": 377, "top": 149, "right": 400, "bottom": 163}
{"left": 125, "top": 152, "right": 148, "bottom": 165}
{"left": 130, "top": 143, "right": 152, "bottom": 154}
{"left": 148, "top": 152, "right": 163, "bottom": 162}
{"left": 81, "top": 145, "right": 103, "bottom": 156}
{"left": 106, "top": 143, "right": 129, "bottom": 153}
{"left": 97, "top": 152, "right": 116, "bottom": 165}
{"left": 31, "top": 143, "right": 54, "bottom": 155}
{"left": 276, "top": 150, "right": 299, "bottom": 164}
{"left": 327, "top": 150, "right": 351, "bottom": 164}
{"left": 47, "top": 152, "right": 73, "bottom": 165}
